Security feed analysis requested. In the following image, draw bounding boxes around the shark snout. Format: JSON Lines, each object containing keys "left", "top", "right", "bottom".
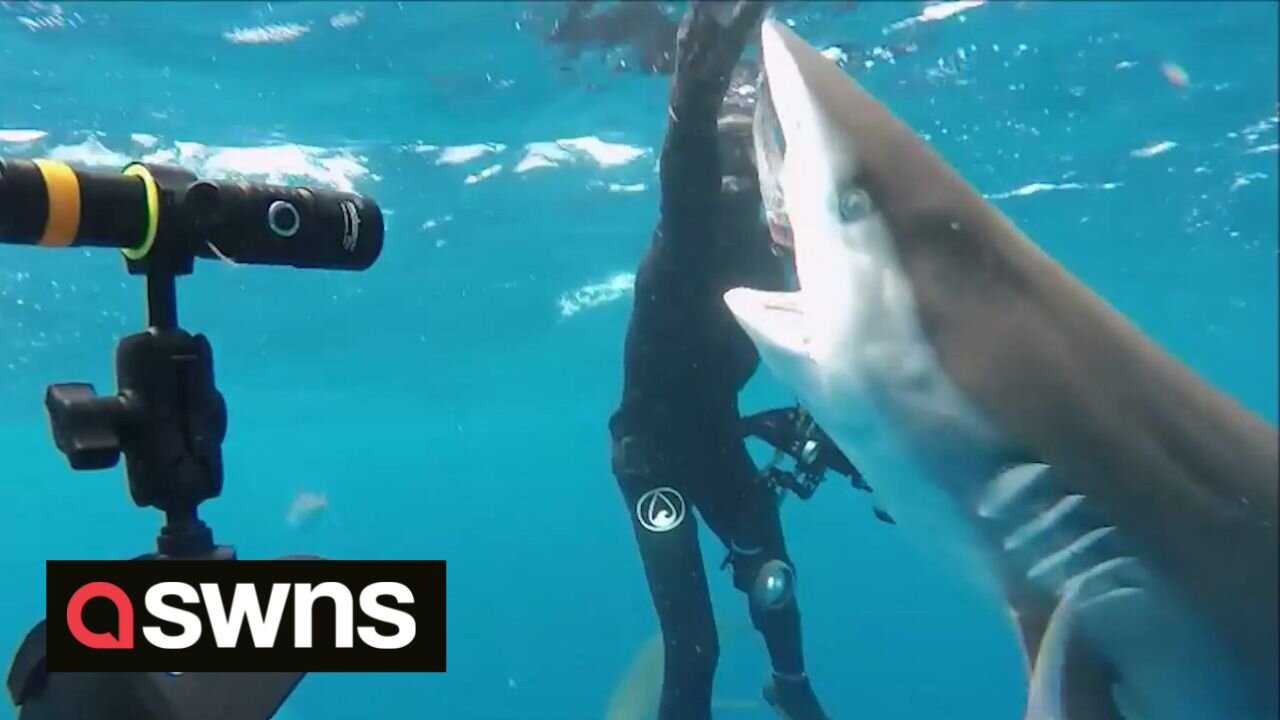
{"left": 755, "top": 16, "right": 866, "bottom": 292}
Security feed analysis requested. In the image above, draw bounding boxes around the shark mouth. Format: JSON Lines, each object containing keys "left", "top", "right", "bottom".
{"left": 722, "top": 284, "right": 811, "bottom": 363}
{"left": 752, "top": 59, "right": 793, "bottom": 251}
{"left": 762, "top": 296, "right": 804, "bottom": 315}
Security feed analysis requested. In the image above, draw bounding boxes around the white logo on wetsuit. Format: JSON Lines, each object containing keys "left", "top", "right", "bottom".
{"left": 636, "top": 487, "right": 686, "bottom": 533}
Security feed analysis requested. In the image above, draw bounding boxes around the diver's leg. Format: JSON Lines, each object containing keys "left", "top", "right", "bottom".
{"left": 699, "top": 441, "right": 830, "bottom": 720}
{"left": 739, "top": 490, "right": 830, "bottom": 720}
{"left": 611, "top": 433, "right": 720, "bottom": 720}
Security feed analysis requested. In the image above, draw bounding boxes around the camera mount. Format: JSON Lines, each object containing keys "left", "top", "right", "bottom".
{"left": 0, "top": 157, "right": 385, "bottom": 719}
{"left": 45, "top": 167, "right": 232, "bottom": 560}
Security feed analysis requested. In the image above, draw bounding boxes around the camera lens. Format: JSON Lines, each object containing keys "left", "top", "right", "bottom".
{"left": 267, "top": 200, "right": 300, "bottom": 238}
{"left": 800, "top": 439, "right": 819, "bottom": 465}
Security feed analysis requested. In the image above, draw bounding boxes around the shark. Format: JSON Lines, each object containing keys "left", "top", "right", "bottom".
{"left": 604, "top": 615, "right": 760, "bottom": 720}
{"left": 723, "top": 17, "right": 1279, "bottom": 720}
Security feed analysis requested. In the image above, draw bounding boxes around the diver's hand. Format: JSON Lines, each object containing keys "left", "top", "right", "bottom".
{"left": 672, "top": 0, "right": 769, "bottom": 101}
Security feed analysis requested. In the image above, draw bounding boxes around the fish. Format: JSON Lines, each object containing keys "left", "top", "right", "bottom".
{"left": 723, "top": 17, "right": 1279, "bottom": 720}
{"left": 285, "top": 490, "right": 328, "bottom": 532}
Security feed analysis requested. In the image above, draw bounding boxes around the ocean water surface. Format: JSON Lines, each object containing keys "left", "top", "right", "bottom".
{"left": 1, "top": 1, "right": 1276, "bottom": 718}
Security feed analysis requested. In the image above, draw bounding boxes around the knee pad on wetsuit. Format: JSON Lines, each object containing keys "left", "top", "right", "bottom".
{"left": 750, "top": 558, "right": 797, "bottom": 614}
{"left": 728, "top": 546, "right": 796, "bottom": 614}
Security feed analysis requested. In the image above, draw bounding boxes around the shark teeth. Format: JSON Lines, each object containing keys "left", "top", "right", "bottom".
{"left": 762, "top": 297, "right": 804, "bottom": 315}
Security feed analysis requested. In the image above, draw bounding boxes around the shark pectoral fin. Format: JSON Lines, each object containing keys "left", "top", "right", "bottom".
{"left": 1023, "top": 591, "right": 1125, "bottom": 720}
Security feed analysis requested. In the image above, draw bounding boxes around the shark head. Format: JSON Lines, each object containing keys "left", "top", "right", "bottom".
{"left": 724, "top": 14, "right": 1004, "bottom": 600}
{"left": 725, "top": 18, "right": 926, "bottom": 442}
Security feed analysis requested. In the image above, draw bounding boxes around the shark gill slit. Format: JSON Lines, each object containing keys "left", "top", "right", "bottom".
{"left": 982, "top": 464, "right": 1144, "bottom": 602}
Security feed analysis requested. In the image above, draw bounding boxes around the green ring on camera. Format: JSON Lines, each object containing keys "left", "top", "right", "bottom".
{"left": 120, "top": 163, "right": 159, "bottom": 260}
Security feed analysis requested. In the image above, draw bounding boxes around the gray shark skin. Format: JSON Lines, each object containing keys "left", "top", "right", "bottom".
{"left": 724, "top": 18, "right": 1279, "bottom": 720}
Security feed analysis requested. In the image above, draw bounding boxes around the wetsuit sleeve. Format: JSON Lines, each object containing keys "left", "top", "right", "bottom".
{"left": 655, "top": 1, "right": 768, "bottom": 263}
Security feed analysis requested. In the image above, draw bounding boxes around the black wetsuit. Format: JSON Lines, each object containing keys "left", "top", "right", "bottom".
{"left": 606, "top": 5, "right": 824, "bottom": 719}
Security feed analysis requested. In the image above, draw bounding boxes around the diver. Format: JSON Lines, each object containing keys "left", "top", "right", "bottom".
{"left": 607, "top": 2, "right": 875, "bottom": 719}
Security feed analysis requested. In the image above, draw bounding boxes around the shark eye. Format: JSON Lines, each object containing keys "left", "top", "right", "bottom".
{"left": 836, "top": 185, "right": 874, "bottom": 224}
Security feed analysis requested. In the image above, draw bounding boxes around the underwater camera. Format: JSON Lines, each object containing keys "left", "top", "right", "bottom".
{"left": 0, "top": 157, "right": 385, "bottom": 719}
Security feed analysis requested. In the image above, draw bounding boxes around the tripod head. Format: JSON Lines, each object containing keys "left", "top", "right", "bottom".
{"left": 0, "top": 156, "right": 385, "bottom": 718}
{"left": 45, "top": 301, "right": 233, "bottom": 561}
{"left": 44, "top": 217, "right": 234, "bottom": 559}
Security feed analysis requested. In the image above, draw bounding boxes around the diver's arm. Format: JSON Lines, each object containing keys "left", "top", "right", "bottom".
{"left": 657, "top": 1, "right": 767, "bottom": 254}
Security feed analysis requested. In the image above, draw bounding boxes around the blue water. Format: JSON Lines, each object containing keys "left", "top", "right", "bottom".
{"left": 1, "top": 1, "right": 1276, "bottom": 718}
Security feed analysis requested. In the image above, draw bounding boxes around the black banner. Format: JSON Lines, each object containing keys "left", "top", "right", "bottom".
{"left": 45, "top": 560, "right": 446, "bottom": 673}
